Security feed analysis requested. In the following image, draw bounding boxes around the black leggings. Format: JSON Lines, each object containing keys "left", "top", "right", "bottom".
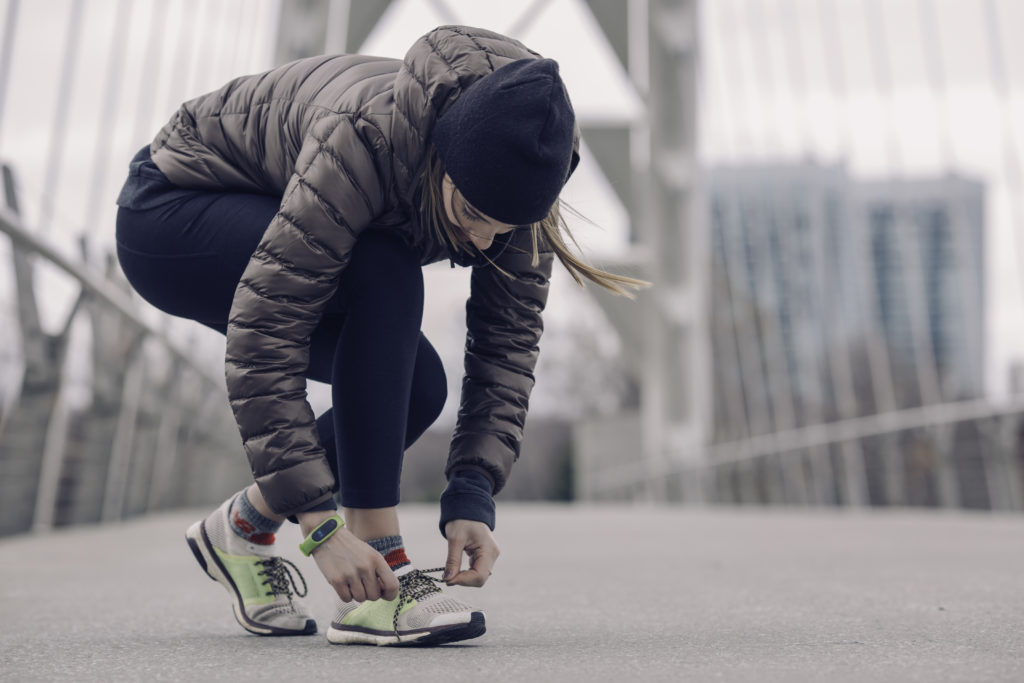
{"left": 115, "top": 190, "right": 446, "bottom": 509}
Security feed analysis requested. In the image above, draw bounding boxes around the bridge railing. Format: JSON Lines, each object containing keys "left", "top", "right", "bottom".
{"left": 0, "top": 163, "right": 248, "bottom": 536}
{"left": 0, "top": 0, "right": 283, "bottom": 536}
{"left": 576, "top": 398, "right": 1024, "bottom": 512}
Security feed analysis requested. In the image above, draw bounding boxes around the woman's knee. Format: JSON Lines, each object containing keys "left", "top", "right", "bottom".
{"left": 405, "top": 335, "right": 448, "bottom": 446}
{"left": 413, "top": 366, "right": 447, "bottom": 425}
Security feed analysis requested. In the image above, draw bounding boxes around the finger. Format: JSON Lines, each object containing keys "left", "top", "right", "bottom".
{"left": 348, "top": 579, "right": 367, "bottom": 603}
{"left": 470, "top": 546, "right": 497, "bottom": 582}
{"left": 359, "top": 564, "right": 383, "bottom": 601}
{"left": 448, "top": 540, "right": 497, "bottom": 587}
{"left": 376, "top": 561, "right": 400, "bottom": 601}
{"left": 377, "top": 575, "right": 398, "bottom": 602}
{"left": 333, "top": 582, "right": 353, "bottom": 603}
{"left": 446, "top": 568, "right": 488, "bottom": 588}
{"left": 443, "top": 536, "right": 465, "bottom": 581}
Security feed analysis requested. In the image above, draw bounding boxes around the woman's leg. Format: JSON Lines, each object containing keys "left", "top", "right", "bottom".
{"left": 118, "top": 197, "right": 446, "bottom": 527}
{"left": 120, "top": 192, "right": 297, "bottom": 525}
{"left": 118, "top": 191, "right": 325, "bottom": 636}
{"left": 311, "top": 333, "right": 447, "bottom": 504}
{"left": 311, "top": 231, "right": 447, "bottom": 540}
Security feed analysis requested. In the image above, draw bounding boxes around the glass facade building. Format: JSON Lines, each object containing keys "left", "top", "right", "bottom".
{"left": 708, "top": 165, "right": 985, "bottom": 443}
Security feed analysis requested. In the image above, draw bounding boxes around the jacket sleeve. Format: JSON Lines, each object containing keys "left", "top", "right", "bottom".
{"left": 225, "top": 113, "right": 388, "bottom": 517}
{"left": 446, "top": 232, "right": 554, "bottom": 494}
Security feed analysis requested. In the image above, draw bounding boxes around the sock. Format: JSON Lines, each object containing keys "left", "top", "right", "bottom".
{"left": 229, "top": 489, "right": 281, "bottom": 545}
{"left": 367, "top": 535, "right": 410, "bottom": 570}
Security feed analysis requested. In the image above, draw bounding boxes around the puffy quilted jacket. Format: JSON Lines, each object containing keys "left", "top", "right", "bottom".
{"left": 149, "top": 25, "right": 579, "bottom": 516}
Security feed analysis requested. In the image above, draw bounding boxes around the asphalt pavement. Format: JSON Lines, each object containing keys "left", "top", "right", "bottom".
{"left": 1, "top": 503, "right": 1022, "bottom": 682}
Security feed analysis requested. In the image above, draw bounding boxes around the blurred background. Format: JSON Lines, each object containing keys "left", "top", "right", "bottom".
{"left": 0, "top": 0, "right": 1022, "bottom": 537}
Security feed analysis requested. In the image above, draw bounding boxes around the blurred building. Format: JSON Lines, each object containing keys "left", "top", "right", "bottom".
{"left": 708, "top": 164, "right": 986, "bottom": 444}
{"left": 854, "top": 177, "right": 986, "bottom": 405}
{"left": 708, "top": 164, "right": 849, "bottom": 441}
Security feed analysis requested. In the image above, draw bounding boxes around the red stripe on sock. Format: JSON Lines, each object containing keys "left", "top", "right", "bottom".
{"left": 231, "top": 510, "right": 275, "bottom": 545}
{"left": 248, "top": 532, "right": 276, "bottom": 545}
{"left": 232, "top": 510, "right": 256, "bottom": 535}
{"left": 384, "top": 548, "right": 410, "bottom": 569}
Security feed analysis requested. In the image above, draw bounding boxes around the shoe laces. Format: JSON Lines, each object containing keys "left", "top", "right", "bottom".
{"left": 393, "top": 567, "right": 445, "bottom": 640}
{"left": 258, "top": 557, "right": 309, "bottom": 600}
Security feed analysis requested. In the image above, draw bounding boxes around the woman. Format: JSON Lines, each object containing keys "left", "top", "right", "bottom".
{"left": 115, "top": 25, "right": 643, "bottom": 646}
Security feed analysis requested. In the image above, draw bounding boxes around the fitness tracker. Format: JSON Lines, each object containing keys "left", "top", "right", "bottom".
{"left": 298, "top": 513, "right": 345, "bottom": 556}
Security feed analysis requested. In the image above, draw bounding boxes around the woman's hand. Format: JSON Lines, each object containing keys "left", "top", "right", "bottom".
{"left": 297, "top": 510, "right": 399, "bottom": 603}
{"left": 443, "top": 519, "right": 500, "bottom": 587}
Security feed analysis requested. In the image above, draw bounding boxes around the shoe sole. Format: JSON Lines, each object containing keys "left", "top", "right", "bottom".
{"left": 326, "top": 611, "right": 486, "bottom": 647}
{"left": 185, "top": 520, "right": 316, "bottom": 637}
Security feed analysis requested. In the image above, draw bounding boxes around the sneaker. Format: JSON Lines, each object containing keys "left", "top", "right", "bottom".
{"left": 326, "top": 566, "right": 486, "bottom": 646}
{"left": 185, "top": 494, "right": 317, "bottom": 636}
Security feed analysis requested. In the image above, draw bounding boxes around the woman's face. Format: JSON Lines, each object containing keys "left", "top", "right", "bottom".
{"left": 442, "top": 173, "right": 516, "bottom": 251}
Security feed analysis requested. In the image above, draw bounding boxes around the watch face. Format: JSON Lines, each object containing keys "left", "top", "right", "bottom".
{"left": 312, "top": 519, "right": 337, "bottom": 542}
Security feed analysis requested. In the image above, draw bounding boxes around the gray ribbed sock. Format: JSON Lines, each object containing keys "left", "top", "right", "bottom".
{"left": 228, "top": 490, "right": 281, "bottom": 545}
{"left": 367, "top": 535, "right": 410, "bottom": 570}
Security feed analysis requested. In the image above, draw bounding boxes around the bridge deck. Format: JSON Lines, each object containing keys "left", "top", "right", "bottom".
{"left": 1, "top": 504, "right": 1022, "bottom": 682}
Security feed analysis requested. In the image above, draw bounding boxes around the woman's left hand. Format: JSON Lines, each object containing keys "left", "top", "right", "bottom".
{"left": 443, "top": 519, "right": 499, "bottom": 587}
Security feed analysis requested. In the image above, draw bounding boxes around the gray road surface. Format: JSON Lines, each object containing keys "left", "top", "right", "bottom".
{"left": 1, "top": 504, "right": 1022, "bottom": 682}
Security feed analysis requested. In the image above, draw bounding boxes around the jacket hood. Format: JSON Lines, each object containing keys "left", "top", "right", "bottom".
{"left": 390, "top": 26, "right": 580, "bottom": 208}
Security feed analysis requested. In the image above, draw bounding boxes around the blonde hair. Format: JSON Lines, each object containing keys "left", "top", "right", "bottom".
{"left": 419, "top": 148, "right": 649, "bottom": 298}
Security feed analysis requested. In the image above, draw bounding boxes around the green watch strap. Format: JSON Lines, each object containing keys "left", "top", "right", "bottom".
{"left": 299, "top": 513, "right": 345, "bottom": 556}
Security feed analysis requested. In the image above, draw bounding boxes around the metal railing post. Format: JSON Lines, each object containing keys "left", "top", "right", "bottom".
{"left": 931, "top": 423, "right": 961, "bottom": 509}
{"left": 145, "top": 358, "right": 185, "bottom": 513}
{"left": 982, "top": 415, "right": 1024, "bottom": 512}
{"left": 0, "top": 165, "right": 70, "bottom": 534}
{"left": 839, "top": 441, "right": 869, "bottom": 506}
{"left": 880, "top": 433, "right": 907, "bottom": 506}
{"left": 101, "top": 340, "right": 147, "bottom": 522}
{"left": 31, "top": 291, "right": 86, "bottom": 532}
{"left": 807, "top": 445, "right": 834, "bottom": 505}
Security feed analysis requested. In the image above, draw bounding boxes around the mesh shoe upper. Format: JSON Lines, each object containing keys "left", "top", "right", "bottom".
{"left": 332, "top": 566, "right": 478, "bottom": 638}
{"left": 194, "top": 492, "right": 314, "bottom": 634}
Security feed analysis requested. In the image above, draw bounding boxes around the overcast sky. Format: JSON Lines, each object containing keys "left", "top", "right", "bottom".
{"left": 0, "top": 0, "right": 1021, "bottom": 398}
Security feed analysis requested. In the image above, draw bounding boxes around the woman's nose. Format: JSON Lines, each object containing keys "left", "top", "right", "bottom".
{"left": 470, "top": 232, "right": 494, "bottom": 250}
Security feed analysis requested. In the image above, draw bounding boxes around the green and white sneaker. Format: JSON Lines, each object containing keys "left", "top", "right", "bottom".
{"left": 327, "top": 566, "right": 486, "bottom": 646}
{"left": 185, "top": 495, "right": 316, "bottom": 636}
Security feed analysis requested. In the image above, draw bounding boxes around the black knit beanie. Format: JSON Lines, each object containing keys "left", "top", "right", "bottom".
{"left": 432, "top": 58, "right": 576, "bottom": 225}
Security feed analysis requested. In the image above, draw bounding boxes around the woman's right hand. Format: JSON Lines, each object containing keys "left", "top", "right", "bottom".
{"left": 297, "top": 510, "right": 400, "bottom": 602}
